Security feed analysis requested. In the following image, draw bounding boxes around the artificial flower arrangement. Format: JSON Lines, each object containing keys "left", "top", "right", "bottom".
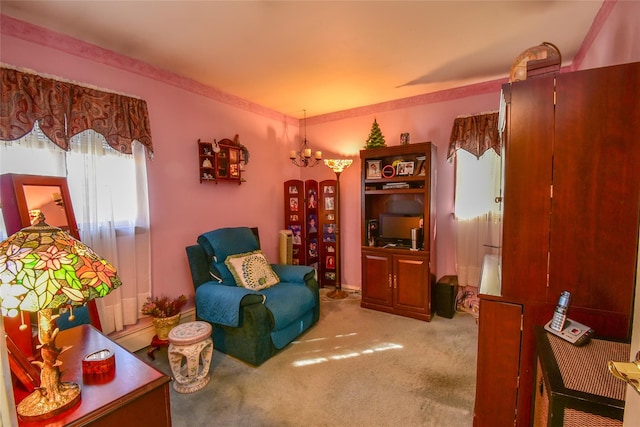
{"left": 141, "top": 294, "right": 187, "bottom": 318}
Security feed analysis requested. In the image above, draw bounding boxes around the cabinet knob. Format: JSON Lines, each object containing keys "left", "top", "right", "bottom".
{"left": 393, "top": 275, "right": 397, "bottom": 289}
{"left": 388, "top": 274, "right": 392, "bottom": 288}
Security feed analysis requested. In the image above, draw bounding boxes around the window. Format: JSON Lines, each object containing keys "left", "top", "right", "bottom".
{"left": 0, "top": 123, "right": 151, "bottom": 334}
{"left": 452, "top": 149, "right": 502, "bottom": 288}
{"left": 454, "top": 149, "right": 502, "bottom": 220}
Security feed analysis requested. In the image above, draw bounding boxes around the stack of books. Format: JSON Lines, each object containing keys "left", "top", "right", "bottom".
{"left": 382, "top": 182, "right": 410, "bottom": 189}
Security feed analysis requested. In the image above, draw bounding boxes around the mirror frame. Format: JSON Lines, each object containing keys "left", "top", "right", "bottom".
{"left": 0, "top": 173, "right": 102, "bottom": 335}
{"left": 1, "top": 173, "right": 79, "bottom": 238}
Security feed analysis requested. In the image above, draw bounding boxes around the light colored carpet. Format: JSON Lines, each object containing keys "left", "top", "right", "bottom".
{"left": 137, "top": 289, "right": 478, "bottom": 426}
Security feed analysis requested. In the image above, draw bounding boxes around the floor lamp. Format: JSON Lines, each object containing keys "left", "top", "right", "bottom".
{"left": 324, "top": 159, "right": 352, "bottom": 299}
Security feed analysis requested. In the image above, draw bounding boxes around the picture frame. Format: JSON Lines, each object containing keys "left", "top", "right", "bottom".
{"left": 308, "top": 238, "right": 318, "bottom": 257}
{"left": 323, "top": 224, "right": 336, "bottom": 242}
{"left": 289, "top": 197, "right": 299, "bottom": 211}
{"left": 308, "top": 214, "right": 317, "bottom": 233}
{"left": 325, "top": 256, "right": 335, "bottom": 269}
{"left": 366, "top": 160, "right": 382, "bottom": 179}
{"left": 289, "top": 225, "right": 302, "bottom": 245}
{"left": 367, "top": 219, "right": 379, "bottom": 247}
{"left": 414, "top": 158, "right": 426, "bottom": 176}
{"left": 324, "top": 196, "right": 335, "bottom": 211}
{"left": 396, "top": 161, "right": 414, "bottom": 176}
{"left": 307, "top": 188, "right": 318, "bottom": 209}
{"left": 323, "top": 185, "right": 335, "bottom": 194}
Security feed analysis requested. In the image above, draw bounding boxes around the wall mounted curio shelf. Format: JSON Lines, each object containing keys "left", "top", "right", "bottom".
{"left": 198, "top": 137, "right": 246, "bottom": 185}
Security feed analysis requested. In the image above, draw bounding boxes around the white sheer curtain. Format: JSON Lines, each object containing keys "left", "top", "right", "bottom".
{"left": 0, "top": 123, "right": 151, "bottom": 334}
{"left": 454, "top": 149, "right": 502, "bottom": 287}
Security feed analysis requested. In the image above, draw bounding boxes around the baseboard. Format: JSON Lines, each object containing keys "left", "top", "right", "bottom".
{"left": 110, "top": 307, "right": 196, "bottom": 352}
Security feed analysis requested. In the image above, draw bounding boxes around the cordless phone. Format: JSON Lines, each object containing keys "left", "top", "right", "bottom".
{"left": 544, "top": 290, "right": 594, "bottom": 346}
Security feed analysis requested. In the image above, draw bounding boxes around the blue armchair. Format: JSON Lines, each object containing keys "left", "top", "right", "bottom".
{"left": 185, "top": 227, "right": 319, "bottom": 365}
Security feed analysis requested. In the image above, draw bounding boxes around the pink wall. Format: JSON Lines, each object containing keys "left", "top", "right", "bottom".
{"left": 305, "top": 88, "right": 503, "bottom": 287}
{"left": 573, "top": 0, "right": 640, "bottom": 71}
{"left": 1, "top": 1, "right": 638, "bottom": 301}
{"left": 0, "top": 19, "right": 305, "bottom": 301}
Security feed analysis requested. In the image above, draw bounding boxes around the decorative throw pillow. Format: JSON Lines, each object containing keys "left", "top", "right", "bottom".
{"left": 225, "top": 250, "right": 280, "bottom": 290}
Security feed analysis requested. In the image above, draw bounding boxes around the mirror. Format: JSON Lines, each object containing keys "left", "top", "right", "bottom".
{"left": 23, "top": 184, "right": 70, "bottom": 232}
{"left": 0, "top": 174, "right": 79, "bottom": 239}
{"left": 0, "top": 174, "right": 101, "bottom": 345}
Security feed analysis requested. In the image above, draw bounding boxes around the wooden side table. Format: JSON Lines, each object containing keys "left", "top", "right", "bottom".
{"left": 15, "top": 324, "right": 172, "bottom": 427}
{"left": 533, "top": 327, "right": 627, "bottom": 427}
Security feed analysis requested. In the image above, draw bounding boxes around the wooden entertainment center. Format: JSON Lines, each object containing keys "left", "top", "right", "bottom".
{"left": 359, "top": 142, "right": 436, "bottom": 321}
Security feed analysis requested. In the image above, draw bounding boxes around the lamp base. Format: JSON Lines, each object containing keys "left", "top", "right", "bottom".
{"left": 16, "top": 308, "right": 82, "bottom": 421}
{"left": 326, "top": 288, "right": 349, "bottom": 299}
{"left": 17, "top": 382, "right": 81, "bottom": 421}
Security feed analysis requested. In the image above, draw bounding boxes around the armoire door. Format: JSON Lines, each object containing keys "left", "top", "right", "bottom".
{"left": 500, "top": 75, "right": 554, "bottom": 302}
{"left": 474, "top": 299, "right": 522, "bottom": 427}
{"left": 549, "top": 62, "right": 640, "bottom": 339}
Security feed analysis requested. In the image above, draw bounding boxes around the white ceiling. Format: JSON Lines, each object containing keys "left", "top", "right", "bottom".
{"left": 1, "top": 1, "right": 604, "bottom": 119}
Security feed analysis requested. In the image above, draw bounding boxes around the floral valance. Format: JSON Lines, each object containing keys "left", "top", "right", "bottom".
{"left": 447, "top": 111, "right": 499, "bottom": 160}
{"left": 0, "top": 67, "right": 153, "bottom": 156}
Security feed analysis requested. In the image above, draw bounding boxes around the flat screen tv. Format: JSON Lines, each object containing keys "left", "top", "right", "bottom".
{"left": 378, "top": 213, "right": 422, "bottom": 247}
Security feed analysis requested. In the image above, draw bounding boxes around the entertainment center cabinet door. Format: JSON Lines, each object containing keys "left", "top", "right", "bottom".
{"left": 361, "top": 250, "right": 393, "bottom": 307}
{"left": 393, "top": 253, "right": 430, "bottom": 316}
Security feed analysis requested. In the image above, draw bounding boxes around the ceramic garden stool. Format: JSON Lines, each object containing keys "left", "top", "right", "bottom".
{"left": 167, "top": 321, "right": 213, "bottom": 393}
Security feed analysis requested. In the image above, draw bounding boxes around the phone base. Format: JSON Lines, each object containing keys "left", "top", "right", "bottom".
{"left": 544, "top": 318, "right": 594, "bottom": 346}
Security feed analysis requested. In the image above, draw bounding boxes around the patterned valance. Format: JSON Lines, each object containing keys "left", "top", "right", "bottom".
{"left": 447, "top": 112, "right": 499, "bottom": 160}
{"left": 0, "top": 67, "right": 153, "bottom": 156}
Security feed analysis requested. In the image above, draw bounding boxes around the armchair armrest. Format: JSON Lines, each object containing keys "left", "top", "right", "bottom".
{"left": 195, "top": 282, "right": 264, "bottom": 327}
{"left": 271, "top": 264, "right": 315, "bottom": 284}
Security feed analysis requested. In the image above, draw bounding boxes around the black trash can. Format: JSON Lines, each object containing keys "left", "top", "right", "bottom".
{"left": 433, "top": 275, "right": 459, "bottom": 319}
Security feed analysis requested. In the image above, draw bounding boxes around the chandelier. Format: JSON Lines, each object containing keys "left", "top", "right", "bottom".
{"left": 290, "top": 110, "right": 322, "bottom": 167}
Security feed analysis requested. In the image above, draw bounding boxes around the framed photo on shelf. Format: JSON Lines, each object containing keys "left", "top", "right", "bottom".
{"left": 396, "top": 161, "right": 414, "bottom": 176}
{"left": 367, "top": 219, "right": 379, "bottom": 246}
{"left": 414, "top": 158, "right": 426, "bottom": 176}
{"left": 366, "top": 160, "right": 382, "bottom": 179}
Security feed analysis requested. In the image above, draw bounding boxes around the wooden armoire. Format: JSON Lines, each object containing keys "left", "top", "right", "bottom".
{"left": 474, "top": 62, "right": 640, "bottom": 426}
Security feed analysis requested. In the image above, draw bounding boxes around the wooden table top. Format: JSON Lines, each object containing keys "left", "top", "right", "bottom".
{"left": 16, "top": 324, "right": 171, "bottom": 426}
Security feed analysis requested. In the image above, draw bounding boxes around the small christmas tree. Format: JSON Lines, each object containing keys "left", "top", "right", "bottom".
{"left": 364, "top": 118, "right": 386, "bottom": 149}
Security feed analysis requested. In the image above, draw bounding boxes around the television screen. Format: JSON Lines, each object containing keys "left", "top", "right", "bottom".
{"left": 378, "top": 213, "right": 422, "bottom": 246}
